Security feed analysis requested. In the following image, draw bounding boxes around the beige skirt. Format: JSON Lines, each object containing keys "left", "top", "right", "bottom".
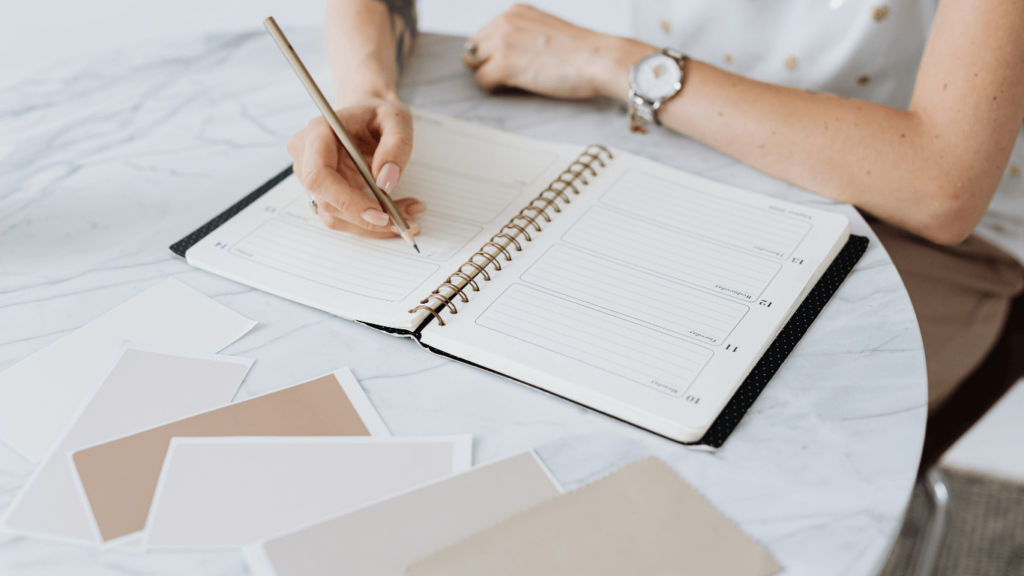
{"left": 868, "top": 216, "right": 1024, "bottom": 412}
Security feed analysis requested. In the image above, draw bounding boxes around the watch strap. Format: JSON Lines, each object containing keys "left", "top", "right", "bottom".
{"left": 628, "top": 92, "right": 656, "bottom": 134}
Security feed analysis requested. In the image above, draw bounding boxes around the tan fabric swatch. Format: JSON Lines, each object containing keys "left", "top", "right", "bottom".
{"left": 406, "top": 457, "right": 781, "bottom": 576}
{"left": 72, "top": 374, "right": 370, "bottom": 542}
{"left": 257, "top": 452, "right": 560, "bottom": 576}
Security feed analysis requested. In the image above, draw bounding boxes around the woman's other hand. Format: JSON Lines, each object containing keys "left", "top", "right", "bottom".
{"left": 287, "top": 98, "right": 425, "bottom": 237}
{"left": 462, "top": 4, "right": 652, "bottom": 99}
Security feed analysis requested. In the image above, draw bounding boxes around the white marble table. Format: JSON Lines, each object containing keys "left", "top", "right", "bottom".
{"left": 0, "top": 31, "right": 928, "bottom": 575}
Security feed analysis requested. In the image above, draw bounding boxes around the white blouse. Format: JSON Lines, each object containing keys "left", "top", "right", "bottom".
{"left": 630, "top": 0, "right": 1024, "bottom": 261}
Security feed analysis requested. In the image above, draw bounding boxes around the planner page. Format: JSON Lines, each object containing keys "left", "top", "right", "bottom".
{"left": 185, "top": 110, "right": 581, "bottom": 329}
{"left": 418, "top": 150, "right": 849, "bottom": 442}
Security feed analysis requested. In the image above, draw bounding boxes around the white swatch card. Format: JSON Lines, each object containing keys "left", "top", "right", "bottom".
{"left": 142, "top": 436, "right": 473, "bottom": 548}
{"left": 0, "top": 278, "right": 256, "bottom": 462}
{"left": 2, "top": 343, "right": 253, "bottom": 543}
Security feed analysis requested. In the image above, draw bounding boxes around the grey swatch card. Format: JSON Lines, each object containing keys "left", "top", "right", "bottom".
{"left": 244, "top": 452, "right": 562, "bottom": 576}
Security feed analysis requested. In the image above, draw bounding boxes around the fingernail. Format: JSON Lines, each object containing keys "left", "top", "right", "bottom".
{"left": 375, "top": 162, "right": 400, "bottom": 194}
{"left": 409, "top": 201, "right": 428, "bottom": 214}
{"left": 362, "top": 208, "right": 390, "bottom": 226}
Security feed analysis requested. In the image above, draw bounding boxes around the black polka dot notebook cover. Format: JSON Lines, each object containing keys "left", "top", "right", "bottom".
{"left": 169, "top": 166, "right": 294, "bottom": 258}
{"left": 692, "top": 234, "right": 868, "bottom": 448}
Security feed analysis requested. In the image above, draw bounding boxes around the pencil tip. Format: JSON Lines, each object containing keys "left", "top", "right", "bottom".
{"left": 400, "top": 230, "right": 419, "bottom": 253}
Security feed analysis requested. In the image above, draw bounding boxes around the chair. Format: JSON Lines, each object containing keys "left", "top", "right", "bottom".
{"left": 909, "top": 293, "right": 1024, "bottom": 575}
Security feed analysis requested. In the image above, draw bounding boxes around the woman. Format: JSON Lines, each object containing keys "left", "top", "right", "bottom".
{"left": 287, "top": 0, "right": 1024, "bottom": 416}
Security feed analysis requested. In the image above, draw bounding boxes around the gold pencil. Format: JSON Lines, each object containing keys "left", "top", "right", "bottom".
{"left": 263, "top": 16, "right": 420, "bottom": 253}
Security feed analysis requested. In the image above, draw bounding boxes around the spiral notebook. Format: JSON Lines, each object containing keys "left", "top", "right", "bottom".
{"left": 172, "top": 109, "right": 864, "bottom": 446}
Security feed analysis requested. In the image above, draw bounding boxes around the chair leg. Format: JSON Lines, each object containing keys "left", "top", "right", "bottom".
{"left": 913, "top": 467, "right": 950, "bottom": 576}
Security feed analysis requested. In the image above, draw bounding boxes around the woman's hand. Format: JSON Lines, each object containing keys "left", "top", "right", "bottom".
{"left": 287, "top": 97, "right": 425, "bottom": 238}
{"left": 462, "top": 4, "right": 652, "bottom": 100}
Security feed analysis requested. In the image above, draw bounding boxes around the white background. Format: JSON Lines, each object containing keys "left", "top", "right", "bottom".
{"left": 1, "top": 0, "right": 1020, "bottom": 483}
{"left": 0, "top": 0, "right": 631, "bottom": 90}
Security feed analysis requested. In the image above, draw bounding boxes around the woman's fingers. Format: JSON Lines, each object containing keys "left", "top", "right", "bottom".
{"left": 302, "top": 118, "right": 396, "bottom": 233}
{"left": 463, "top": 18, "right": 500, "bottom": 69}
{"left": 286, "top": 130, "right": 306, "bottom": 180}
{"left": 464, "top": 31, "right": 509, "bottom": 91}
{"left": 474, "top": 60, "right": 507, "bottom": 92}
{"left": 314, "top": 195, "right": 423, "bottom": 236}
{"left": 465, "top": 16, "right": 540, "bottom": 92}
{"left": 403, "top": 197, "right": 428, "bottom": 215}
{"left": 395, "top": 197, "right": 425, "bottom": 224}
{"left": 390, "top": 197, "right": 424, "bottom": 235}
{"left": 461, "top": 48, "right": 480, "bottom": 70}
{"left": 462, "top": 5, "right": 614, "bottom": 99}
{"left": 312, "top": 210, "right": 396, "bottom": 238}
{"left": 369, "top": 103, "right": 414, "bottom": 190}
{"left": 462, "top": 31, "right": 492, "bottom": 69}
{"left": 287, "top": 100, "right": 423, "bottom": 238}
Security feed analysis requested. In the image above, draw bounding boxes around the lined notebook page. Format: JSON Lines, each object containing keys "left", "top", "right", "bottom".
{"left": 476, "top": 284, "right": 714, "bottom": 397}
{"left": 230, "top": 217, "right": 439, "bottom": 302}
{"left": 390, "top": 163, "right": 522, "bottom": 224}
{"left": 601, "top": 170, "right": 811, "bottom": 258}
{"left": 520, "top": 246, "right": 749, "bottom": 346}
{"left": 185, "top": 110, "right": 580, "bottom": 328}
{"left": 563, "top": 207, "right": 781, "bottom": 302}
{"left": 421, "top": 151, "right": 849, "bottom": 441}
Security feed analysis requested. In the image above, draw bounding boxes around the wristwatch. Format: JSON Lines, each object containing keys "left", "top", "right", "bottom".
{"left": 627, "top": 48, "right": 688, "bottom": 134}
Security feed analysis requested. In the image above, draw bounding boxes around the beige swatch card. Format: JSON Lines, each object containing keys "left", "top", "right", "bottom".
{"left": 406, "top": 457, "right": 782, "bottom": 576}
{"left": 71, "top": 368, "right": 387, "bottom": 543}
{"left": 2, "top": 344, "right": 252, "bottom": 543}
{"left": 244, "top": 451, "right": 562, "bottom": 576}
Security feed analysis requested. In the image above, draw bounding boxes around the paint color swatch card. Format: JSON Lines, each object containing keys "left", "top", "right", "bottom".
{"left": 2, "top": 344, "right": 252, "bottom": 543}
{"left": 244, "top": 451, "right": 562, "bottom": 576}
{"left": 406, "top": 457, "right": 782, "bottom": 576}
{"left": 70, "top": 368, "right": 387, "bottom": 543}
{"left": 0, "top": 278, "right": 255, "bottom": 462}
{"left": 143, "top": 436, "right": 472, "bottom": 548}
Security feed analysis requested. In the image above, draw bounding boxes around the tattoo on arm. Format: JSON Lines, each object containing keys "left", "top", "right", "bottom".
{"left": 375, "top": 0, "right": 418, "bottom": 75}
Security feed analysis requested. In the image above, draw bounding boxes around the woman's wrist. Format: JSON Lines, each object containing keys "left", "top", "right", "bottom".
{"left": 333, "top": 57, "right": 401, "bottom": 108}
{"left": 589, "top": 36, "right": 657, "bottom": 101}
{"left": 334, "top": 81, "right": 400, "bottom": 108}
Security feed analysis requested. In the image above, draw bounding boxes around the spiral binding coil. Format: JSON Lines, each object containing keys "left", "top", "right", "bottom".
{"left": 409, "top": 145, "right": 613, "bottom": 326}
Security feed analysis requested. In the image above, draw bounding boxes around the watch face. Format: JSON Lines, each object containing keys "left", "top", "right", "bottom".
{"left": 631, "top": 54, "right": 682, "bottom": 101}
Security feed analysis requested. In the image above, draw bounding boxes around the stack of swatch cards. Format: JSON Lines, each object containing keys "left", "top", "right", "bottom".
{"left": 0, "top": 279, "right": 781, "bottom": 575}
{"left": 244, "top": 454, "right": 783, "bottom": 576}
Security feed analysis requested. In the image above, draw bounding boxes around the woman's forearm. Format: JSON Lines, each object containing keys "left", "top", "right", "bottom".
{"left": 590, "top": 0, "right": 1024, "bottom": 245}
{"left": 325, "top": 0, "right": 416, "bottom": 106}
{"left": 596, "top": 61, "right": 956, "bottom": 242}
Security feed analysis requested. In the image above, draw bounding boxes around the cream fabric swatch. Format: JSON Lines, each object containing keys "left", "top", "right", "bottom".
{"left": 406, "top": 456, "right": 781, "bottom": 576}
{"left": 2, "top": 344, "right": 252, "bottom": 543}
{"left": 71, "top": 371, "right": 382, "bottom": 543}
{"left": 246, "top": 451, "right": 561, "bottom": 576}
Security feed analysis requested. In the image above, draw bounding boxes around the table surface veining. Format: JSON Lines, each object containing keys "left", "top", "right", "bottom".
{"left": 0, "top": 31, "right": 928, "bottom": 576}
